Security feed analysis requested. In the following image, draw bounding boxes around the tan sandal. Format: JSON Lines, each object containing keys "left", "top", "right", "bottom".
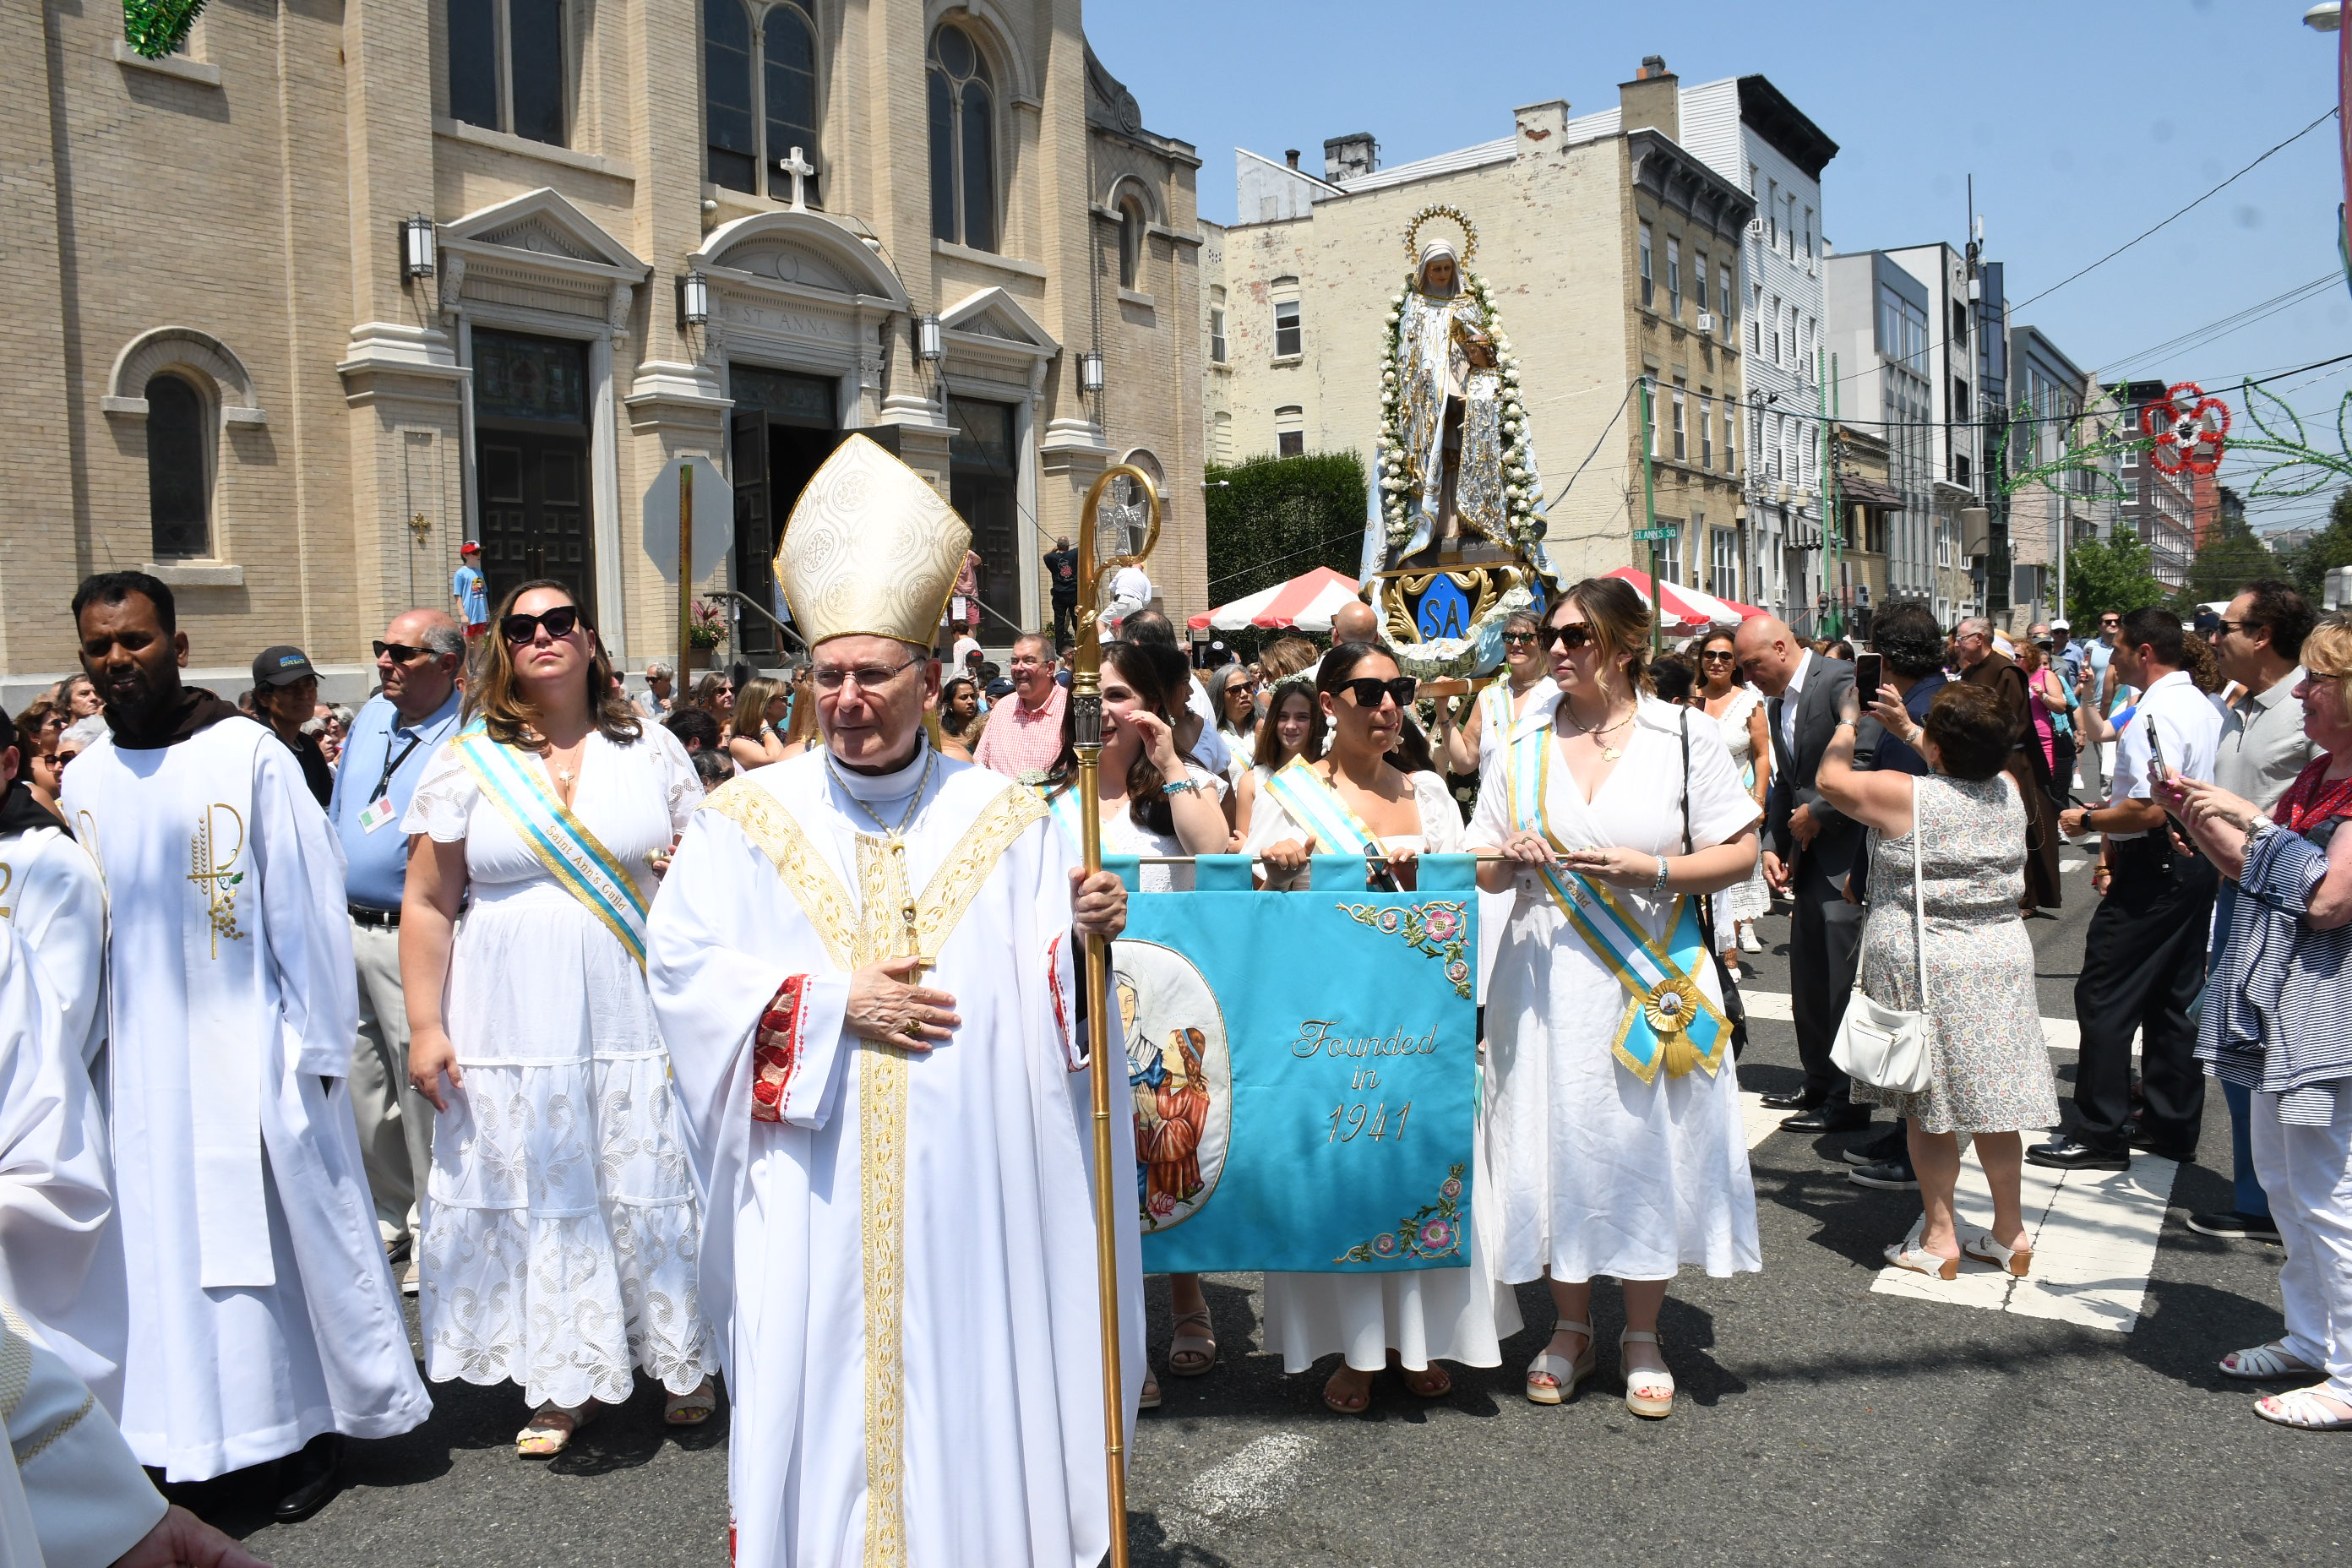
{"left": 515, "top": 1401, "right": 597, "bottom": 1458}
{"left": 664, "top": 1377, "right": 717, "bottom": 1426}
{"left": 1168, "top": 1309, "right": 1217, "bottom": 1377}
{"left": 1389, "top": 1350, "right": 1451, "bottom": 1398}
{"left": 1525, "top": 1319, "right": 1597, "bottom": 1406}
{"left": 1620, "top": 1330, "right": 1675, "bottom": 1420}
{"left": 1961, "top": 1230, "right": 2034, "bottom": 1278}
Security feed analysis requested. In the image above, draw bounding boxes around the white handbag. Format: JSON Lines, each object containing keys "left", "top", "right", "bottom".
{"left": 1830, "top": 811, "right": 1935, "bottom": 1095}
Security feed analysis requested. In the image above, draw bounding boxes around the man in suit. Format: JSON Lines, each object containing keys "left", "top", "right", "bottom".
{"left": 1735, "top": 615, "right": 1870, "bottom": 1132}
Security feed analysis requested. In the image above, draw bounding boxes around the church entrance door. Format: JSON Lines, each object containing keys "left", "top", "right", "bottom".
{"left": 948, "top": 397, "right": 1020, "bottom": 643}
{"left": 471, "top": 329, "right": 595, "bottom": 619}
{"left": 731, "top": 366, "right": 843, "bottom": 659}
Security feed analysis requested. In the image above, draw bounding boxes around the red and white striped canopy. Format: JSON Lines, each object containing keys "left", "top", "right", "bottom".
{"left": 1603, "top": 567, "right": 1763, "bottom": 631}
{"left": 1186, "top": 566, "right": 1364, "bottom": 634}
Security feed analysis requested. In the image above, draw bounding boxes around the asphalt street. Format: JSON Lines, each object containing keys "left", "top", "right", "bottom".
{"left": 194, "top": 833, "right": 2352, "bottom": 1568}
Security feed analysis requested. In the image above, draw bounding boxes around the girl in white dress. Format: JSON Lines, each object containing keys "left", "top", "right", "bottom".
{"left": 1247, "top": 642, "right": 1522, "bottom": 1413}
{"left": 1477, "top": 579, "right": 1762, "bottom": 1420}
{"left": 1043, "top": 642, "right": 1228, "bottom": 1407}
{"left": 1694, "top": 626, "right": 1772, "bottom": 963}
{"left": 404, "top": 580, "right": 717, "bottom": 1458}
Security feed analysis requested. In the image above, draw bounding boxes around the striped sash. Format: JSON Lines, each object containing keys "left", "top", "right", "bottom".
{"left": 1260, "top": 755, "right": 1384, "bottom": 856}
{"left": 455, "top": 724, "right": 650, "bottom": 969}
{"left": 1044, "top": 781, "right": 1085, "bottom": 848}
{"left": 1503, "top": 711, "right": 1729, "bottom": 1081}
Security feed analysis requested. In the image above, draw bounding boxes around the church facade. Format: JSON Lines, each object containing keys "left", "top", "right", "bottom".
{"left": 3, "top": 0, "right": 1203, "bottom": 699}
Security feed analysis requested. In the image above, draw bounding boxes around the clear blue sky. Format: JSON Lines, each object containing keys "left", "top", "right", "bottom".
{"left": 1088, "top": 0, "right": 2351, "bottom": 534}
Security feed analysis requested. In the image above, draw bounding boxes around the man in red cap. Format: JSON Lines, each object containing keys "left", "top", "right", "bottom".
{"left": 452, "top": 542, "right": 489, "bottom": 640}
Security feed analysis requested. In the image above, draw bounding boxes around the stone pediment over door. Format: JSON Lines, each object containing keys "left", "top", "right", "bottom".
{"left": 438, "top": 188, "right": 651, "bottom": 332}
{"left": 938, "top": 286, "right": 1059, "bottom": 382}
{"left": 692, "top": 211, "right": 909, "bottom": 389}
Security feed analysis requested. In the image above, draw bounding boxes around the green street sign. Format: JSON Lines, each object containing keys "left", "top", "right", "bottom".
{"left": 1632, "top": 526, "right": 1678, "bottom": 542}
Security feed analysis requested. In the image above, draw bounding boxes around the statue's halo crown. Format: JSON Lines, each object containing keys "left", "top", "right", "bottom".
{"left": 1402, "top": 204, "right": 1478, "bottom": 270}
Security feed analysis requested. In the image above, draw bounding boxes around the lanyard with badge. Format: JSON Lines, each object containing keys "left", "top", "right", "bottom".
{"left": 356, "top": 727, "right": 430, "bottom": 832}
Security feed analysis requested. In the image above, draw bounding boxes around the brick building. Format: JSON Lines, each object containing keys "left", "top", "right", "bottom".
{"left": 3, "top": 0, "right": 1203, "bottom": 700}
{"left": 1206, "top": 57, "right": 1752, "bottom": 591}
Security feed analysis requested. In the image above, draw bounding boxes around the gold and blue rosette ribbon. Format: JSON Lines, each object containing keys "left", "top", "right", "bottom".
{"left": 455, "top": 722, "right": 651, "bottom": 969}
{"left": 1504, "top": 712, "right": 1728, "bottom": 1081}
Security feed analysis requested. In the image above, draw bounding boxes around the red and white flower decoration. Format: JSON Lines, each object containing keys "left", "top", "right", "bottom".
{"left": 2141, "top": 382, "right": 2230, "bottom": 476}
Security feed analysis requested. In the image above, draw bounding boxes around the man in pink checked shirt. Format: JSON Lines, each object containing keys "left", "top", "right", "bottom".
{"left": 975, "top": 631, "right": 1066, "bottom": 781}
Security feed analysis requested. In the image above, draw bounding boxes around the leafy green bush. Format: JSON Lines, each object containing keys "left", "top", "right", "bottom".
{"left": 1200, "top": 451, "right": 1368, "bottom": 658}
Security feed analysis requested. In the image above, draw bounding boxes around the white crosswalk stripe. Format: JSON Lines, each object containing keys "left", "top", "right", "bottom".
{"left": 1738, "top": 988, "right": 2173, "bottom": 1331}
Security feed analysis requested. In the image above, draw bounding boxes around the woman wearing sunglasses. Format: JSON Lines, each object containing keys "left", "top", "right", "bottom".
{"left": 1244, "top": 641, "right": 1521, "bottom": 1413}
{"left": 1475, "top": 577, "right": 1762, "bottom": 1419}
{"left": 400, "top": 580, "right": 718, "bottom": 1457}
{"left": 1693, "top": 625, "right": 1771, "bottom": 966}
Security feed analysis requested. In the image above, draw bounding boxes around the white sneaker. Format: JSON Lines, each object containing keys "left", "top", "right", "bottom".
{"left": 1740, "top": 926, "right": 1762, "bottom": 953}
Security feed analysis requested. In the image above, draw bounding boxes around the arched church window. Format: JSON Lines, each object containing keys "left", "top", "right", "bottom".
{"left": 1118, "top": 194, "right": 1146, "bottom": 290}
{"left": 145, "top": 373, "right": 210, "bottom": 559}
{"left": 928, "top": 24, "right": 996, "bottom": 251}
{"left": 446, "top": 0, "right": 567, "bottom": 146}
{"left": 702, "top": 0, "right": 827, "bottom": 202}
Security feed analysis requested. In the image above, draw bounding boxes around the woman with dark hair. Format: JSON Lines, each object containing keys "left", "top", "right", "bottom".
{"left": 1040, "top": 641, "right": 1228, "bottom": 1406}
{"left": 935, "top": 675, "right": 984, "bottom": 761}
{"left": 1246, "top": 641, "right": 1520, "bottom": 1412}
{"left": 1695, "top": 624, "right": 1771, "bottom": 961}
{"left": 13, "top": 699, "right": 66, "bottom": 814}
{"left": 1478, "top": 577, "right": 1761, "bottom": 1419}
{"left": 400, "top": 580, "right": 717, "bottom": 1456}
{"left": 1815, "top": 680, "right": 2059, "bottom": 1282}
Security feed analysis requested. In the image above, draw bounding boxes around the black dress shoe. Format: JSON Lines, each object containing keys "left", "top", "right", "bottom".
{"left": 274, "top": 1433, "right": 343, "bottom": 1523}
{"left": 2187, "top": 1210, "right": 2283, "bottom": 1243}
{"left": 1848, "top": 1157, "right": 1919, "bottom": 1191}
{"left": 1839, "top": 1124, "right": 1908, "bottom": 1166}
{"left": 1758, "top": 1089, "right": 1816, "bottom": 1112}
{"left": 2025, "top": 1137, "right": 2129, "bottom": 1173}
{"left": 1781, "top": 1104, "right": 1870, "bottom": 1134}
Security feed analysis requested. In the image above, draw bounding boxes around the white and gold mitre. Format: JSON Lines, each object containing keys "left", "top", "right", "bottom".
{"left": 775, "top": 433, "right": 971, "bottom": 647}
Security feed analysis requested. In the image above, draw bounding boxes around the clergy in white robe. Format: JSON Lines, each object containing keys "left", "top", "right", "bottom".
{"left": 0, "top": 922, "right": 126, "bottom": 1418}
{"left": 646, "top": 434, "right": 1141, "bottom": 1568}
{"left": 0, "top": 755, "right": 108, "bottom": 1077}
{"left": 61, "top": 573, "right": 428, "bottom": 1489}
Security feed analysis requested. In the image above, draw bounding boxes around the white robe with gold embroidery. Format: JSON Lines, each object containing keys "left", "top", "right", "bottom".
{"left": 648, "top": 744, "right": 1143, "bottom": 1568}
{"left": 60, "top": 716, "right": 429, "bottom": 1480}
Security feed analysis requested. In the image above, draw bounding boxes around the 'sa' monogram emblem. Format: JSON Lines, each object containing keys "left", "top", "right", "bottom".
{"left": 188, "top": 803, "right": 247, "bottom": 958}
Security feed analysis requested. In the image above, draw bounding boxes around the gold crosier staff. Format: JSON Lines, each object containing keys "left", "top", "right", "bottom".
{"left": 1071, "top": 463, "right": 1158, "bottom": 1568}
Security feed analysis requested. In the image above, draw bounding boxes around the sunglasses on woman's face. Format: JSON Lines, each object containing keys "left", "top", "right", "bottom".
{"left": 1538, "top": 623, "right": 1597, "bottom": 652}
{"left": 501, "top": 605, "right": 583, "bottom": 645}
{"left": 1335, "top": 676, "right": 1418, "bottom": 710}
{"left": 1500, "top": 630, "right": 1540, "bottom": 647}
{"left": 1699, "top": 650, "right": 1735, "bottom": 663}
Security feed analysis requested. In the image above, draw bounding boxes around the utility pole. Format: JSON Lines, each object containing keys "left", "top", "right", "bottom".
{"left": 1638, "top": 374, "right": 1663, "bottom": 655}
{"left": 1821, "top": 347, "right": 1843, "bottom": 639}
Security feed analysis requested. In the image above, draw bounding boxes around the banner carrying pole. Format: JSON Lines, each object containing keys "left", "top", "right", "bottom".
{"left": 1073, "top": 463, "right": 1158, "bottom": 1568}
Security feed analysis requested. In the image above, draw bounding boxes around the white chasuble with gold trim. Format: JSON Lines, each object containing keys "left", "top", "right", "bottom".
{"left": 651, "top": 743, "right": 1145, "bottom": 1568}
{"left": 60, "top": 715, "right": 427, "bottom": 1481}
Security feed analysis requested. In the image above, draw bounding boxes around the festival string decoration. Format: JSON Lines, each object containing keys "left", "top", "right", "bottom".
{"left": 1999, "top": 377, "right": 2352, "bottom": 504}
{"left": 2142, "top": 382, "right": 2230, "bottom": 476}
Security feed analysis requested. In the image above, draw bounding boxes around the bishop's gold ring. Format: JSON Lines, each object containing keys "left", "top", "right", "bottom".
{"left": 900, "top": 1017, "right": 925, "bottom": 1039}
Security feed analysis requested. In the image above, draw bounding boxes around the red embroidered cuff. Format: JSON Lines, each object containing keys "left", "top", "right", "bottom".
{"left": 751, "top": 974, "right": 810, "bottom": 1123}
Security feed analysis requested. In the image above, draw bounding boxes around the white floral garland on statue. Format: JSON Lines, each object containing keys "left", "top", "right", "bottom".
{"left": 1375, "top": 269, "right": 1544, "bottom": 559}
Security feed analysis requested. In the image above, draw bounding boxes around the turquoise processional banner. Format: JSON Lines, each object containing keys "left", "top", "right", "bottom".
{"left": 1108, "top": 852, "right": 1478, "bottom": 1275}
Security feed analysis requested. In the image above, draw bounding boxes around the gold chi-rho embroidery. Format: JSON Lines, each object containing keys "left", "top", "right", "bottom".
{"left": 187, "top": 803, "right": 247, "bottom": 957}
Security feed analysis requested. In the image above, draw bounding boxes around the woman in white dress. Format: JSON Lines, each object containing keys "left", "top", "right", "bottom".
{"left": 1231, "top": 678, "right": 1319, "bottom": 849}
{"left": 1042, "top": 641, "right": 1228, "bottom": 1408}
{"left": 403, "top": 580, "right": 718, "bottom": 1457}
{"left": 1476, "top": 578, "right": 1762, "bottom": 1420}
{"left": 1247, "top": 642, "right": 1521, "bottom": 1412}
{"left": 1694, "top": 625, "right": 1771, "bottom": 966}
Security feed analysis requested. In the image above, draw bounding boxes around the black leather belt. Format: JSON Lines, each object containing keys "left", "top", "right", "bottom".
{"left": 349, "top": 904, "right": 400, "bottom": 928}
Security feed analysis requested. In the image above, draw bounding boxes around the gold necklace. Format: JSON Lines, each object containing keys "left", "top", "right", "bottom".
{"left": 1564, "top": 697, "right": 1636, "bottom": 761}
{"left": 830, "top": 744, "right": 936, "bottom": 843}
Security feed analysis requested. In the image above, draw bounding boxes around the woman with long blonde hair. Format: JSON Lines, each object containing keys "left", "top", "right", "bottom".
{"left": 401, "top": 579, "right": 717, "bottom": 1457}
{"left": 727, "top": 677, "right": 792, "bottom": 770}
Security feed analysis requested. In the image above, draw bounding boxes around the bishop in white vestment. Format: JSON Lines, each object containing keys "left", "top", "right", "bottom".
{"left": 59, "top": 574, "right": 428, "bottom": 1502}
{"left": 648, "top": 437, "right": 1141, "bottom": 1568}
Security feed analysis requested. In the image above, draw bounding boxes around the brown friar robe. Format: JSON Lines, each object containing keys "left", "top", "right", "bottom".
{"left": 1962, "top": 648, "right": 2062, "bottom": 912}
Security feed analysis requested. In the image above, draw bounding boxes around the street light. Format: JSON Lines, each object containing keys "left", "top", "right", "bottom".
{"left": 917, "top": 312, "right": 944, "bottom": 363}
{"left": 400, "top": 215, "right": 436, "bottom": 280}
{"left": 2306, "top": 2, "right": 2340, "bottom": 30}
{"left": 1080, "top": 350, "right": 1105, "bottom": 395}
{"left": 679, "top": 270, "right": 710, "bottom": 327}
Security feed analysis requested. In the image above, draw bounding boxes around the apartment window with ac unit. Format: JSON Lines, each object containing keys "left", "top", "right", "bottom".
{"left": 1671, "top": 379, "right": 1687, "bottom": 461}
{"left": 1639, "top": 222, "right": 1655, "bottom": 310}
{"left": 1699, "top": 392, "right": 1712, "bottom": 469}
{"left": 1667, "top": 234, "right": 1682, "bottom": 319}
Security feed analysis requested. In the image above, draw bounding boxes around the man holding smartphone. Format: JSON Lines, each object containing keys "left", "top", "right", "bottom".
{"left": 2035, "top": 607, "right": 2222, "bottom": 1171}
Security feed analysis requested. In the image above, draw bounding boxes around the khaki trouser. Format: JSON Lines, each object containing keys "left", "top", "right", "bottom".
{"left": 349, "top": 917, "right": 434, "bottom": 1242}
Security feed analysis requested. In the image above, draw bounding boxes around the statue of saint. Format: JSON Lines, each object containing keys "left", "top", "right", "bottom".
{"left": 1366, "top": 239, "right": 1527, "bottom": 578}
